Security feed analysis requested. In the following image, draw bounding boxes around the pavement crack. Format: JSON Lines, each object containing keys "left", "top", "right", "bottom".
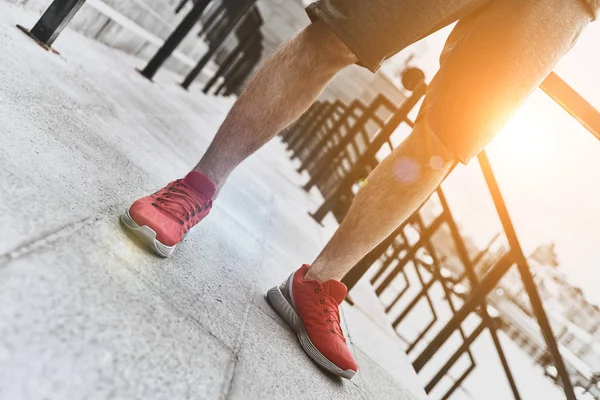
{"left": 0, "top": 204, "right": 121, "bottom": 267}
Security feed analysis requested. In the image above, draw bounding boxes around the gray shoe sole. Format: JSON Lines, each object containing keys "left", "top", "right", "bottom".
{"left": 267, "top": 273, "right": 357, "bottom": 380}
{"left": 120, "top": 210, "right": 177, "bottom": 257}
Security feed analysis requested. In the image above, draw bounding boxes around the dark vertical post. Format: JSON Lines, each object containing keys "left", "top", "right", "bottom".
{"left": 180, "top": 0, "right": 256, "bottom": 89}
{"left": 477, "top": 151, "right": 576, "bottom": 400}
{"left": 214, "top": 56, "right": 249, "bottom": 94}
{"left": 412, "top": 253, "right": 515, "bottom": 372}
{"left": 139, "top": 0, "right": 212, "bottom": 80}
{"left": 174, "top": 0, "right": 189, "bottom": 14}
{"left": 198, "top": 1, "right": 228, "bottom": 36}
{"left": 202, "top": 30, "right": 260, "bottom": 93}
{"left": 18, "top": 0, "right": 87, "bottom": 47}
{"left": 438, "top": 189, "right": 522, "bottom": 400}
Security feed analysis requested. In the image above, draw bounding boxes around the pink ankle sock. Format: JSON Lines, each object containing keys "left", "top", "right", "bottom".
{"left": 183, "top": 171, "right": 216, "bottom": 198}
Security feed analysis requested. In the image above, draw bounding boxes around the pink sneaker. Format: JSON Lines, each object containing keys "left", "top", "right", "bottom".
{"left": 267, "top": 265, "right": 358, "bottom": 379}
{"left": 120, "top": 171, "right": 215, "bottom": 257}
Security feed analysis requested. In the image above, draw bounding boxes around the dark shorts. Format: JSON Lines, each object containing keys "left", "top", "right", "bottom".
{"left": 307, "top": 0, "right": 593, "bottom": 163}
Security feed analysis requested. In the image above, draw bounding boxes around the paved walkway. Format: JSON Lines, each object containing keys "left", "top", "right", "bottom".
{"left": 0, "top": 3, "right": 426, "bottom": 399}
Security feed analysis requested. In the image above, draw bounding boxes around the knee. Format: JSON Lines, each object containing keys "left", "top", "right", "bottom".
{"left": 298, "top": 21, "right": 357, "bottom": 69}
{"left": 402, "top": 120, "right": 457, "bottom": 170}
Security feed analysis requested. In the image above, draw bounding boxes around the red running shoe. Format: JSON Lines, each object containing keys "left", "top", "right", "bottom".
{"left": 267, "top": 265, "right": 358, "bottom": 379}
{"left": 120, "top": 171, "right": 216, "bottom": 257}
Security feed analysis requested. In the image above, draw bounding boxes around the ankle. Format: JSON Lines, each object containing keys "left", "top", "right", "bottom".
{"left": 191, "top": 166, "right": 224, "bottom": 194}
{"left": 305, "top": 263, "right": 340, "bottom": 283}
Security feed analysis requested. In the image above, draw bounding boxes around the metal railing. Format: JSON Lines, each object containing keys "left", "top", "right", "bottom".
{"left": 18, "top": 0, "right": 264, "bottom": 95}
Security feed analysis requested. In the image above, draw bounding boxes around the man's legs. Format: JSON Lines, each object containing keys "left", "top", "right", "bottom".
{"left": 266, "top": 0, "right": 590, "bottom": 380}
{"left": 306, "top": 123, "right": 454, "bottom": 281}
{"left": 194, "top": 21, "right": 357, "bottom": 190}
{"left": 306, "top": 0, "right": 592, "bottom": 283}
{"left": 121, "top": 21, "right": 357, "bottom": 256}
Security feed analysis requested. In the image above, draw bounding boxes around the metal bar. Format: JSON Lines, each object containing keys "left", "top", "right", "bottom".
{"left": 309, "top": 83, "right": 426, "bottom": 222}
{"left": 384, "top": 260, "right": 414, "bottom": 314}
{"left": 541, "top": 72, "right": 600, "bottom": 141}
{"left": 287, "top": 103, "right": 333, "bottom": 148}
{"left": 343, "top": 227, "right": 404, "bottom": 291}
{"left": 283, "top": 102, "right": 325, "bottom": 142}
{"left": 441, "top": 363, "right": 477, "bottom": 400}
{"left": 139, "top": 0, "right": 212, "bottom": 80}
{"left": 203, "top": 47, "right": 244, "bottom": 94}
{"left": 286, "top": 103, "right": 326, "bottom": 143}
{"left": 302, "top": 96, "right": 395, "bottom": 191}
{"left": 174, "top": 0, "right": 189, "bottom": 14}
{"left": 221, "top": 53, "right": 260, "bottom": 96}
{"left": 370, "top": 234, "right": 409, "bottom": 285}
{"left": 438, "top": 189, "right": 522, "bottom": 399}
{"left": 291, "top": 105, "right": 343, "bottom": 156}
{"left": 181, "top": 0, "right": 256, "bottom": 89}
{"left": 296, "top": 101, "right": 365, "bottom": 170}
{"left": 22, "top": 0, "right": 87, "bottom": 47}
{"left": 289, "top": 102, "right": 342, "bottom": 151}
{"left": 477, "top": 150, "right": 576, "bottom": 399}
{"left": 375, "top": 214, "right": 445, "bottom": 295}
{"left": 412, "top": 252, "right": 515, "bottom": 372}
{"left": 405, "top": 261, "right": 439, "bottom": 353}
{"left": 392, "top": 275, "right": 437, "bottom": 328}
{"left": 203, "top": 31, "right": 260, "bottom": 93}
{"left": 215, "top": 56, "right": 252, "bottom": 95}
{"left": 426, "top": 322, "right": 486, "bottom": 393}
{"left": 197, "top": 1, "right": 227, "bottom": 34}
{"left": 414, "top": 213, "right": 476, "bottom": 390}
{"left": 214, "top": 41, "right": 261, "bottom": 94}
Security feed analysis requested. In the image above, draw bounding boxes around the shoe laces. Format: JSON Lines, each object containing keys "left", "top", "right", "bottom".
{"left": 151, "top": 180, "right": 211, "bottom": 228}
{"left": 315, "top": 287, "right": 346, "bottom": 341}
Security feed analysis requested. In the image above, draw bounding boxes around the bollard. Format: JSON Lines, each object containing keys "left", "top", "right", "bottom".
{"left": 139, "top": 0, "right": 213, "bottom": 81}
{"left": 17, "top": 0, "right": 86, "bottom": 50}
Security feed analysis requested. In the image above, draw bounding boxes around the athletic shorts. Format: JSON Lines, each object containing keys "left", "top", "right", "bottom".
{"left": 306, "top": 0, "right": 595, "bottom": 164}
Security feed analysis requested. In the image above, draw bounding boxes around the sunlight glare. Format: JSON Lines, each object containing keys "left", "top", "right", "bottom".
{"left": 492, "top": 96, "right": 561, "bottom": 168}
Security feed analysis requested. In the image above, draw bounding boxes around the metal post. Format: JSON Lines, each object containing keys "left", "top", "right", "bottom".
{"left": 302, "top": 99, "right": 390, "bottom": 191}
{"left": 438, "top": 189, "right": 522, "bottom": 399}
{"left": 17, "top": 0, "right": 86, "bottom": 49}
{"left": 221, "top": 55, "right": 259, "bottom": 96}
{"left": 202, "top": 31, "right": 260, "bottom": 93}
{"left": 198, "top": 1, "right": 228, "bottom": 36}
{"left": 181, "top": 0, "right": 256, "bottom": 89}
{"left": 290, "top": 103, "right": 345, "bottom": 156}
{"left": 309, "top": 83, "right": 426, "bottom": 223}
{"left": 174, "top": 0, "right": 189, "bottom": 14}
{"left": 412, "top": 252, "right": 515, "bottom": 372}
{"left": 213, "top": 46, "right": 255, "bottom": 94}
{"left": 541, "top": 72, "right": 600, "bottom": 141}
{"left": 478, "top": 150, "right": 576, "bottom": 399}
{"left": 139, "top": 0, "right": 213, "bottom": 81}
{"left": 342, "top": 225, "right": 402, "bottom": 290}
{"left": 425, "top": 322, "right": 486, "bottom": 393}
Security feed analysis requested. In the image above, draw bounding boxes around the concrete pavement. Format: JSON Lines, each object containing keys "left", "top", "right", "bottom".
{"left": 0, "top": 3, "right": 427, "bottom": 399}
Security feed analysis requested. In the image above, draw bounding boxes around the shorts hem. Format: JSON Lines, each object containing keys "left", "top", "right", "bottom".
{"left": 305, "top": 3, "right": 383, "bottom": 73}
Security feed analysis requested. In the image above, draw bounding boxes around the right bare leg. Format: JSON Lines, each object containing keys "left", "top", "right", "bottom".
{"left": 194, "top": 21, "right": 357, "bottom": 191}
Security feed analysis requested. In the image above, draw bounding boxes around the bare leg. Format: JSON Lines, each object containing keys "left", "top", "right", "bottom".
{"left": 194, "top": 21, "right": 356, "bottom": 190}
{"left": 306, "top": 122, "right": 455, "bottom": 282}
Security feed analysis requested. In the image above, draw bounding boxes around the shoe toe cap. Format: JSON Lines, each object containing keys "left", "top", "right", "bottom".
{"left": 129, "top": 199, "right": 182, "bottom": 246}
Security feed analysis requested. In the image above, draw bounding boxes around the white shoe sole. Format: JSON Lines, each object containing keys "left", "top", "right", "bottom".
{"left": 120, "top": 209, "right": 177, "bottom": 257}
{"left": 267, "top": 274, "right": 357, "bottom": 380}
